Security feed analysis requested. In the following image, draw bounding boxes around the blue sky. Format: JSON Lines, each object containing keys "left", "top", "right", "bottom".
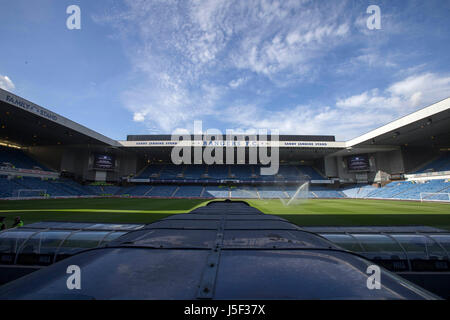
{"left": 0, "top": 0, "right": 449, "bottom": 141}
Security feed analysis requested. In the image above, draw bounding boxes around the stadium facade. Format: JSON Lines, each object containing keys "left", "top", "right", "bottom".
{"left": 1, "top": 87, "right": 449, "bottom": 201}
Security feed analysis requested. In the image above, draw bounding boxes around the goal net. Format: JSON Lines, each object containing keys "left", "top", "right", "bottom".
{"left": 14, "top": 189, "right": 48, "bottom": 199}
{"left": 420, "top": 192, "right": 450, "bottom": 202}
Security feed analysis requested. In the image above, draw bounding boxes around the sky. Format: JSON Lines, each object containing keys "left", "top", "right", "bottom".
{"left": 0, "top": 0, "right": 449, "bottom": 141}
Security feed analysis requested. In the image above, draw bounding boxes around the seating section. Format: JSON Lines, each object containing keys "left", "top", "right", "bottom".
{"left": 414, "top": 152, "right": 450, "bottom": 173}
{"left": 390, "top": 180, "right": 450, "bottom": 200}
{"left": 365, "top": 181, "right": 415, "bottom": 199}
{"left": 0, "top": 146, "right": 51, "bottom": 171}
{"left": 0, "top": 146, "right": 446, "bottom": 201}
{"left": 343, "top": 180, "right": 450, "bottom": 201}
{"left": 204, "top": 186, "right": 230, "bottom": 198}
{"left": 117, "top": 185, "right": 152, "bottom": 196}
{"left": 147, "top": 185, "right": 178, "bottom": 197}
{"left": 0, "top": 176, "right": 26, "bottom": 198}
{"left": 159, "top": 165, "right": 184, "bottom": 180}
{"left": 2, "top": 175, "right": 448, "bottom": 201}
{"left": 258, "top": 186, "right": 288, "bottom": 199}
{"left": 173, "top": 186, "right": 204, "bottom": 197}
{"left": 342, "top": 185, "right": 378, "bottom": 198}
{"left": 183, "top": 165, "right": 207, "bottom": 179}
{"left": 87, "top": 185, "right": 121, "bottom": 195}
{"left": 0, "top": 176, "right": 93, "bottom": 197}
{"left": 230, "top": 187, "right": 259, "bottom": 199}
{"left": 138, "top": 165, "right": 164, "bottom": 178}
{"left": 310, "top": 187, "right": 346, "bottom": 198}
{"left": 297, "top": 165, "right": 324, "bottom": 180}
{"left": 229, "top": 165, "right": 253, "bottom": 179}
{"left": 136, "top": 164, "right": 324, "bottom": 182}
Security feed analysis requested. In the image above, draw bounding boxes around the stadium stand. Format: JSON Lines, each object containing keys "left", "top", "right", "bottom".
{"left": 173, "top": 185, "right": 204, "bottom": 197}
{"left": 137, "top": 164, "right": 164, "bottom": 178}
{"left": 342, "top": 179, "right": 450, "bottom": 201}
{"left": 85, "top": 185, "right": 121, "bottom": 196}
{"left": 133, "top": 163, "right": 324, "bottom": 182}
{"left": 310, "top": 187, "right": 346, "bottom": 198}
{"left": 159, "top": 165, "right": 184, "bottom": 179}
{"left": 117, "top": 185, "right": 152, "bottom": 196}
{"left": 182, "top": 165, "right": 207, "bottom": 179}
{"left": 342, "top": 185, "right": 378, "bottom": 198}
{"left": 204, "top": 186, "right": 230, "bottom": 198}
{"left": 206, "top": 165, "right": 229, "bottom": 179}
{"left": 365, "top": 181, "right": 414, "bottom": 199}
{"left": 391, "top": 179, "right": 450, "bottom": 200}
{"left": 297, "top": 165, "right": 323, "bottom": 180}
{"left": 0, "top": 143, "right": 447, "bottom": 201}
{"left": 414, "top": 152, "right": 450, "bottom": 173}
{"left": 147, "top": 185, "right": 178, "bottom": 197}
{"left": 229, "top": 165, "right": 253, "bottom": 179}
{"left": 0, "top": 175, "right": 22, "bottom": 197}
{"left": 0, "top": 176, "right": 95, "bottom": 197}
{"left": 230, "top": 186, "right": 259, "bottom": 198}
{"left": 0, "top": 146, "right": 50, "bottom": 171}
{"left": 258, "top": 186, "right": 288, "bottom": 199}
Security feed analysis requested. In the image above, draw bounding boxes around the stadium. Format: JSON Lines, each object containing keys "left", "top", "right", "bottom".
{"left": 0, "top": 87, "right": 449, "bottom": 300}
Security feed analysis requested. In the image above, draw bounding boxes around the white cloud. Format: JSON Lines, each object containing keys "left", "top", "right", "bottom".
{"left": 94, "top": 0, "right": 355, "bottom": 132}
{"left": 133, "top": 112, "right": 147, "bottom": 122}
{"left": 0, "top": 75, "right": 15, "bottom": 91}
{"left": 336, "top": 91, "right": 372, "bottom": 108}
{"left": 229, "top": 77, "right": 247, "bottom": 88}
{"left": 387, "top": 73, "right": 450, "bottom": 104}
{"left": 230, "top": 4, "right": 351, "bottom": 76}
{"left": 219, "top": 72, "right": 450, "bottom": 140}
{"left": 353, "top": 53, "right": 396, "bottom": 68}
{"left": 94, "top": 1, "right": 449, "bottom": 139}
{"left": 337, "top": 73, "right": 450, "bottom": 112}
{"left": 122, "top": 76, "right": 224, "bottom": 132}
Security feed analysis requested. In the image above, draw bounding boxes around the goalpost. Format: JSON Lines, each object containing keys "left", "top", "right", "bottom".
{"left": 14, "top": 189, "right": 48, "bottom": 199}
{"left": 420, "top": 192, "right": 450, "bottom": 202}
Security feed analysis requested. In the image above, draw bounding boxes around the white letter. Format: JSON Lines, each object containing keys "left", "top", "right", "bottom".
{"left": 171, "top": 134, "right": 191, "bottom": 165}
{"left": 259, "top": 129, "right": 279, "bottom": 176}
{"left": 366, "top": 265, "right": 381, "bottom": 289}
{"left": 66, "top": 265, "right": 81, "bottom": 290}
{"left": 194, "top": 120, "right": 203, "bottom": 165}
{"left": 203, "top": 128, "right": 223, "bottom": 165}
{"left": 366, "top": 5, "right": 381, "bottom": 30}
{"left": 66, "top": 5, "right": 81, "bottom": 30}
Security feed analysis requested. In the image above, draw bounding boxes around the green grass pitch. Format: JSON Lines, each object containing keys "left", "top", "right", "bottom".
{"left": 0, "top": 198, "right": 449, "bottom": 230}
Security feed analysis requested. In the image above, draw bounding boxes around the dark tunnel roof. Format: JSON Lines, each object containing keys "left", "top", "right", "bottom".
{"left": 0, "top": 201, "right": 441, "bottom": 299}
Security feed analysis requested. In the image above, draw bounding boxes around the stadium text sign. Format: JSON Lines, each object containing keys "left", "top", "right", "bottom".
{"left": 171, "top": 121, "right": 279, "bottom": 175}
{"left": 1, "top": 92, "right": 58, "bottom": 122}
{"left": 119, "top": 140, "right": 342, "bottom": 148}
